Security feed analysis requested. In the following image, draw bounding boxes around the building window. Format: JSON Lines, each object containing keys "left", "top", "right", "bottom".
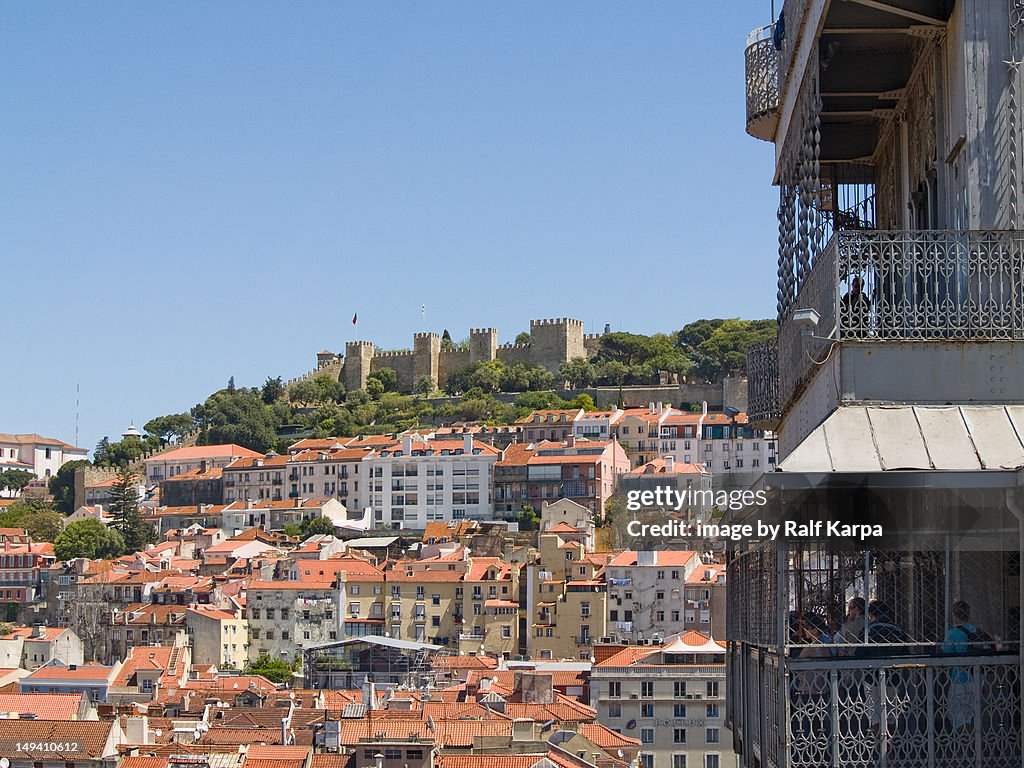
{"left": 608, "top": 703, "right": 621, "bottom": 718}
{"left": 706, "top": 728, "right": 720, "bottom": 743}
{"left": 674, "top": 682, "right": 687, "bottom": 697}
{"left": 705, "top": 756, "right": 720, "bottom": 768}
{"left": 673, "top": 756, "right": 688, "bottom": 768}
{"left": 640, "top": 728, "right": 655, "bottom": 745}
{"left": 641, "top": 703, "right": 654, "bottom": 718}
{"left": 706, "top": 681, "right": 720, "bottom": 698}
{"left": 673, "top": 728, "right": 687, "bottom": 744}
{"left": 640, "top": 756, "right": 654, "bottom": 768}
{"left": 674, "top": 703, "right": 687, "bottom": 718}
{"left": 706, "top": 703, "right": 720, "bottom": 718}
{"left": 609, "top": 681, "right": 621, "bottom": 698}
{"left": 641, "top": 681, "right": 654, "bottom": 698}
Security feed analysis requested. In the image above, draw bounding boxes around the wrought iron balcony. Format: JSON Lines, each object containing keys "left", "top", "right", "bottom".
{"left": 744, "top": 24, "right": 779, "bottom": 141}
{"left": 732, "top": 652, "right": 1021, "bottom": 768}
{"left": 779, "top": 230, "right": 1024, "bottom": 411}
{"left": 746, "top": 340, "right": 780, "bottom": 429}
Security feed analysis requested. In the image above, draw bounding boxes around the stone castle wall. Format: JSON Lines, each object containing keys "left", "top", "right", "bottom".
{"left": 319, "top": 317, "right": 593, "bottom": 394}
{"left": 308, "top": 320, "right": 749, "bottom": 409}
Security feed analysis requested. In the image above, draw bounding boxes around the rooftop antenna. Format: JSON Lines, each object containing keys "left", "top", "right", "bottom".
{"left": 74, "top": 383, "right": 80, "bottom": 447}
{"left": 421, "top": 304, "right": 426, "bottom": 327}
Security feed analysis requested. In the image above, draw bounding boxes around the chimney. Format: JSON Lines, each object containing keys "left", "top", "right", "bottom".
{"left": 565, "top": 435, "right": 575, "bottom": 448}
{"left": 648, "top": 402, "right": 656, "bottom": 414}
{"left": 637, "top": 551, "right": 657, "bottom": 567}
{"left": 511, "top": 718, "right": 535, "bottom": 742}
{"left": 402, "top": 435, "right": 413, "bottom": 454}
{"left": 31, "top": 624, "right": 45, "bottom": 639}
{"left": 125, "top": 716, "right": 150, "bottom": 745}
{"left": 200, "top": 460, "right": 209, "bottom": 474}
{"left": 657, "top": 402, "right": 663, "bottom": 415}
{"left": 664, "top": 456, "right": 675, "bottom": 473}
{"left": 463, "top": 434, "right": 474, "bottom": 454}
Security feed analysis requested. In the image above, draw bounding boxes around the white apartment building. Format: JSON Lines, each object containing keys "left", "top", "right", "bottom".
{"left": 220, "top": 497, "right": 347, "bottom": 535}
{"left": 591, "top": 633, "right": 731, "bottom": 768}
{"left": 365, "top": 434, "right": 500, "bottom": 529}
{"left": 0, "top": 433, "right": 88, "bottom": 494}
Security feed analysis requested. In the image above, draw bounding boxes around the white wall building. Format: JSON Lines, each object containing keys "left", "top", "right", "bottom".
{"left": 0, "top": 433, "right": 88, "bottom": 494}
{"left": 364, "top": 435, "right": 501, "bottom": 529}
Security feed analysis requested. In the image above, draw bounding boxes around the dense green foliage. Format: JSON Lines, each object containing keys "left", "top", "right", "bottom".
{"left": 244, "top": 655, "right": 296, "bottom": 683}
{"left": 0, "top": 470, "right": 34, "bottom": 495}
{"left": 54, "top": 519, "right": 126, "bottom": 560}
{"left": 0, "top": 499, "right": 64, "bottom": 541}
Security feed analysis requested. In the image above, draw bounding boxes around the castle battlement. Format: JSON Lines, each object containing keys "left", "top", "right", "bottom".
{"left": 375, "top": 349, "right": 414, "bottom": 358}
{"left": 317, "top": 316, "right": 592, "bottom": 394}
{"left": 530, "top": 317, "right": 584, "bottom": 328}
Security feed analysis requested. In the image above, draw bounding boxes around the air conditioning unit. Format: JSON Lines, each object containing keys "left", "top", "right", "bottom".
{"left": 629, "top": 694, "right": 639, "bottom": 699}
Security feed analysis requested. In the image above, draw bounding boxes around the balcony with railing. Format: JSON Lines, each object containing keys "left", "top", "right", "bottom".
{"left": 746, "top": 340, "right": 780, "bottom": 430}
{"left": 760, "top": 230, "right": 1024, "bottom": 416}
{"left": 744, "top": 24, "right": 779, "bottom": 141}
{"left": 732, "top": 652, "right": 1020, "bottom": 768}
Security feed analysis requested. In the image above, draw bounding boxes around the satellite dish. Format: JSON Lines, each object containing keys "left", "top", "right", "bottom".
{"left": 2, "top": 757, "right": 11, "bottom": 768}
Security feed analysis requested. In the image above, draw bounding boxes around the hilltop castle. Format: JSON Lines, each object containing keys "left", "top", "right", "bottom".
{"left": 313, "top": 317, "right": 604, "bottom": 394}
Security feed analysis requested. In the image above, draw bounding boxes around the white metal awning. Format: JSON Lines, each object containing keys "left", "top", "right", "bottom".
{"left": 777, "top": 405, "right": 1024, "bottom": 474}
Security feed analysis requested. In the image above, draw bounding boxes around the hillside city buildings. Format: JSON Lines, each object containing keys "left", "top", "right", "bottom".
{"left": 4, "top": 397, "right": 772, "bottom": 768}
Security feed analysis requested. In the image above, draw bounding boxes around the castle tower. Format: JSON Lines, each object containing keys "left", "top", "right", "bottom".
{"left": 343, "top": 341, "right": 374, "bottom": 392}
{"left": 528, "top": 318, "right": 586, "bottom": 372}
{"left": 469, "top": 328, "right": 498, "bottom": 364}
{"left": 413, "top": 333, "right": 440, "bottom": 390}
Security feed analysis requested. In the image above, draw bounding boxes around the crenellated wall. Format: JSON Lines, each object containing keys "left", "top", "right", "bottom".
{"left": 371, "top": 348, "right": 416, "bottom": 392}
{"left": 328, "top": 318, "right": 599, "bottom": 393}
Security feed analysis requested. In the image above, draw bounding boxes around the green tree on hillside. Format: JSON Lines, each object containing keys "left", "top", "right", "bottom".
{"left": 108, "top": 467, "right": 155, "bottom": 552}
{"left": 54, "top": 519, "right": 126, "bottom": 560}
{"left": 261, "top": 376, "right": 285, "bottom": 404}
{"left": 144, "top": 413, "right": 194, "bottom": 445}
{"left": 194, "top": 388, "right": 281, "bottom": 452}
{"left": 0, "top": 470, "right": 34, "bottom": 496}
{"left": 368, "top": 367, "right": 399, "bottom": 393}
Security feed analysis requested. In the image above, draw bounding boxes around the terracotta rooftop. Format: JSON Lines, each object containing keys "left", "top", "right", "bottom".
{"left": 0, "top": 720, "right": 116, "bottom": 758}
{"left": 0, "top": 692, "right": 84, "bottom": 719}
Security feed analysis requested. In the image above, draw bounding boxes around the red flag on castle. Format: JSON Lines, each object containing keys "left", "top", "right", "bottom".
{"left": 352, "top": 312, "right": 358, "bottom": 326}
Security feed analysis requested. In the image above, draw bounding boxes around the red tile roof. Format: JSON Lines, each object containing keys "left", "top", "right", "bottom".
{"left": 153, "top": 445, "right": 265, "bottom": 462}
{"left": 606, "top": 550, "right": 700, "bottom": 567}
{"left": 23, "top": 663, "right": 116, "bottom": 682}
{"left": 0, "top": 692, "right": 84, "bottom": 719}
{"left": 0, "top": 720, "right": 116, "bottom": 758}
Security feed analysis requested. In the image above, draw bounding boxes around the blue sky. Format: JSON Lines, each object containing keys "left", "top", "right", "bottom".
{"left": 1, "top": 2, "right": 779, "bottom": 452}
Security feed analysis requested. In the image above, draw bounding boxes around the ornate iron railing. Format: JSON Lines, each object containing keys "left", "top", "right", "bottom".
{"left": 745, "top": 25, "right": 780, "bottom": 140}
{"left": 731, "top": 649, "right": 1021, "bottom": 768}
{"left": 746, "top": 340, "right": 780, "bottom": 428}
{"left": 785, "top": 655, "right": 1021, "bottom": 768}
{"left": 778, "top": 230, "right": 1024, "bottom": 410}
